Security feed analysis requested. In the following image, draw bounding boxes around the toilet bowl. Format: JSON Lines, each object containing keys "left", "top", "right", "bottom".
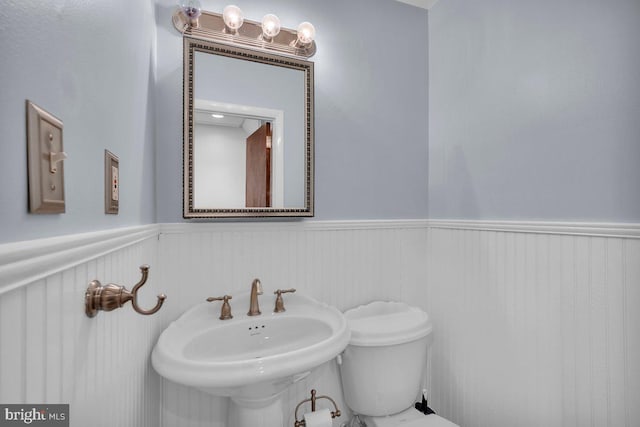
{"left": 339, "top": 301, "right": 459, "bottom": 427}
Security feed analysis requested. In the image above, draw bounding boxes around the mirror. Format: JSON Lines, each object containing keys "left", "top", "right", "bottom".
{"left": 183, "top": 37, "right": 314, "bottom": 217}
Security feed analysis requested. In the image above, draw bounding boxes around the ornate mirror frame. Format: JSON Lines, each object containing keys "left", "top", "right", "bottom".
{"left": 183, "top": 37, "right": 314, "bottom": 218}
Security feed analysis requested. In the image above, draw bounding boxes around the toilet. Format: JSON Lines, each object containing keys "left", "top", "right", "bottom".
{"left": 339, "top": 301, "right": 459, "bottom": 427}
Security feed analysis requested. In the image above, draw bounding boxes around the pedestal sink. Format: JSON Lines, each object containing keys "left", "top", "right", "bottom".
{"left": 152, "top": 292, "right": 350, "bottom": 426}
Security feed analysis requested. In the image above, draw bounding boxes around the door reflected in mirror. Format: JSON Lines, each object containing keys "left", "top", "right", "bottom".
{"left": 193, "top": 101, "right": 285, "bottom": 209}
{"left": 184, "top": 38, "right": 314, "bottom": 218}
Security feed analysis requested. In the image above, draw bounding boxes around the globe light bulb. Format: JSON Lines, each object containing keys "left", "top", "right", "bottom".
{"left": 178, "top": 0, "right": 201, "bottom": 19}
{"left": 296, "top": 22, "right": 316, "bottom": 46}
{"left": 223, "top": 5, "right": 244, "bottom": 31}
{"left": 261, "top": 14, "right": 281, "bottom": 40}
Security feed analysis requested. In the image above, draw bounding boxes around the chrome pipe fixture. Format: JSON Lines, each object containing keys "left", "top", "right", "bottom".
{"left": 173, "top": 1, "right": 317, "bottom": 58}
{"left": 85, "top": 265, "right": 166, "bottom": 318}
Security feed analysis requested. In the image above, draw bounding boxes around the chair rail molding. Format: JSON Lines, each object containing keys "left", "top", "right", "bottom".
{"left": 0, "top": 224, "right": 160, "bottom": 295}
{"left": 159, "top": 219, "right": 430, "bottom": 235}
{"left": 428, "top": 219, "right": 640, "bottom": 239}
{"left": 2, "top": 219, "right": 637, "bottom": 296}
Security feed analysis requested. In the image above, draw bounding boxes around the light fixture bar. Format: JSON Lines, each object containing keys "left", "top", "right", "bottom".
{"left": 173, "top": 9, "right": 316, "bottom": 59}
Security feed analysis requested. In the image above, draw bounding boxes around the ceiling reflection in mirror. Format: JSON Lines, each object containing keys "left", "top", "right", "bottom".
{"left": 183, "top": 38, "right": 314, "bottom": 218}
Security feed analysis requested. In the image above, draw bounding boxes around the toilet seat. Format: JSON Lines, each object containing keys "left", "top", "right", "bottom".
{"left": 361, "top": 408, "right": 459, "bottom": 427}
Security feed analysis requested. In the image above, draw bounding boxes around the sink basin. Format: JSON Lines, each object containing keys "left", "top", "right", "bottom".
{"left": 151, "top": 292, "right": 350, "bottom": 400}
{"left": 183, "top": 316, "right": 332, "bottom": 362}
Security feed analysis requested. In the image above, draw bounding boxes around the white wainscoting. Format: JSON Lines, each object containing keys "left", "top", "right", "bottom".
{"left": 1, "top": 220, "right": 637, "bottom": 427}
{"left": 156, "top": 221, "right": 430, "bottom": 427}
{"left": 0, "top": 225, "right": 163, "bottom": 427}
{"left": 426, "top": 221, "right": 640, "bottom": 427}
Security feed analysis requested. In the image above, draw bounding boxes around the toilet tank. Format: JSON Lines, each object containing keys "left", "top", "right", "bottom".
{"left": 339, "top": 301, "right": 433, "bottom": 417}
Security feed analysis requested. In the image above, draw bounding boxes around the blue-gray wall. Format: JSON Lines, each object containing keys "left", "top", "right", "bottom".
{"left": 0, "top": 0, "right": 428, "bottom": 244}
{"left": 155, "top": 0, "right": 430, "bottom": 222}
{"left": 0, "top": 0, "right": 157, "bottom": 244}
{"left": 429, "top": 0, "right": 640, "bottom": 222}
{"left": 4, "top": 0, "right": 638, "bottom": 245}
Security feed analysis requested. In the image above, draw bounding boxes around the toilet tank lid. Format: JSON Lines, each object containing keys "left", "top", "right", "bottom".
{"left": 344, "top": 301, "right": 432, "bottom": 346}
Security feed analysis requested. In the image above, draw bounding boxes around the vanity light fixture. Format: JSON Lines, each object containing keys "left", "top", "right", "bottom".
{"left": 173, "top": 4, "right": 317, "bottom": 58}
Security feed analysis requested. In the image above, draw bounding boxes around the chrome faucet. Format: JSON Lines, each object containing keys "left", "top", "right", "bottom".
{"left": 248, "top": 278, "right": 263, "bottom": 316}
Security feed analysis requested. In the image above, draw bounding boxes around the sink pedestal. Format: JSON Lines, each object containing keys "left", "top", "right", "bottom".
{"left": 229, "top": 394, "right": 283, "bottom": 427}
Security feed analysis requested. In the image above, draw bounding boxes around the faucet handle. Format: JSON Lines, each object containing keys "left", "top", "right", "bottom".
{"left": 273, "top": 288, "right": 296, "bottom": 313}
{"left": 207, "top": 295, "right": 233, "bottom": 320}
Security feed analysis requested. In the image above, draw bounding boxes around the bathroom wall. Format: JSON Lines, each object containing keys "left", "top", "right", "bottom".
{"left": 154, "top": 0, "right": 430, "bottom": 222}
{"left": 3, "top": 221, "right": 638, "bottom": 427}
{"left": 0, "top": 219, "right": 430, "bottom": 427}
{"left": 426, "top": 222, "right": 640, "bottom": 427}
{"left": 428, "top": 0, "right": 640, "bottom": 222}
{"left": 1, "top": 1, "right": 430, "bottom": 426}
{"left": 4, "top": 3, "right": 638, "bottom": 427}
{"left": 155, "top": 221, "right": 429, "bottom": 426}
{"left": 427, "top": 0, "right": 640, "bottom": 426}
{"left": 0, "top": 226, "right": 163, "bottom": 427}
{"left": 0, "top": 1, "right": 164, "bottom": 425}
{"left": 0, "top": 0, "right": 157, "bottom": 245}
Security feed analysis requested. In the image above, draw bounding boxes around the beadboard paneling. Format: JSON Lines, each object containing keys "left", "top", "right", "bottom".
{"left": 156, "top": 221, "right": 430, "bottom": 427}
{"left": 426, "top": 225, "right": 640, "bottom": 427}
{"left": 0, "top": 228, "right": 162, "bottom": 427}
{"left": 157, "top": 221, "right": 430, "bottom": 317}
{"left": 2, "top": 220, "right": 637, "bottom": 427}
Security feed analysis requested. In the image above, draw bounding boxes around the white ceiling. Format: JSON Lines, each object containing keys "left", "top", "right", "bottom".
{"left": 395, "top": 0, "right": 440, "bottom": 9}
{"left": 194, "top": 109, "right": 245, "bottom": 127}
